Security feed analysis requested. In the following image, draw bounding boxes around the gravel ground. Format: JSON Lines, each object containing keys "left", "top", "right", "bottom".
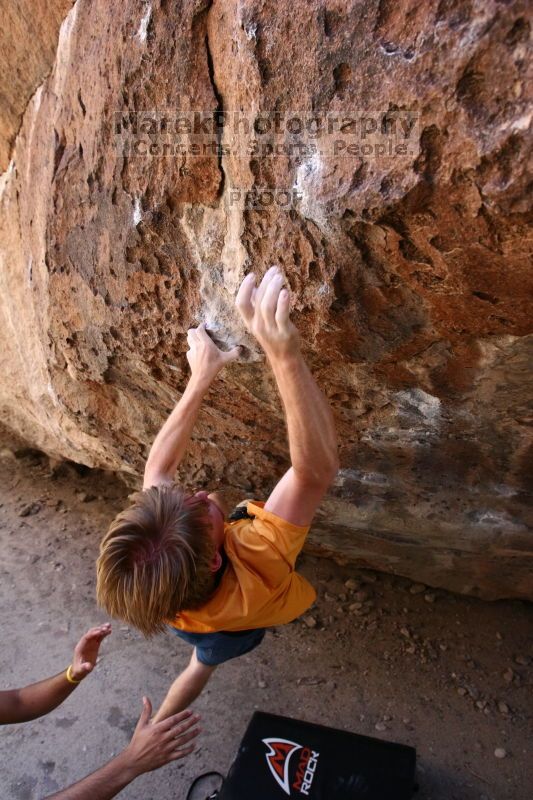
{"left": 0, "top": 435, "right": 531, "bottom": 800}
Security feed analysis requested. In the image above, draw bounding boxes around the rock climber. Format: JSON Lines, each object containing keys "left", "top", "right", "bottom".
{"left": 96, "top": 266, "right": 339, "bottom": 721}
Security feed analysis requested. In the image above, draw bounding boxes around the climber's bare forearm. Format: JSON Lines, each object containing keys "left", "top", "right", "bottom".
{"left": 143, "top": 322, "right": 241, "bottom": 489}
{"left": 143, "top": 375, "right": 211, "bottom": 489}
{"left": 235, "top": 267, "right": 338, "bottom": 486}
{"left": 269, "top": 349, "right": 338, "bottom": 484}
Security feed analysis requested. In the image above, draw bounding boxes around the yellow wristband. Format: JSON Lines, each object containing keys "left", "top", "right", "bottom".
{"left": 65, "top": 664, "right": 82, "bottom": 685}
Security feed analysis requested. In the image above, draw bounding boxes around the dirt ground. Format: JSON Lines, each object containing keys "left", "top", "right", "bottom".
{"left": 0, "top": 434, "right": 531, "bottom": 800}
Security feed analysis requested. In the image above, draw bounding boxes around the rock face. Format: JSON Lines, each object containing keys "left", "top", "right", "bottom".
{"left": 0, "top": 0, "right": 531, "bottom": 599}
{"left": 0, "top": 0, "right": 74, "bottom": 171}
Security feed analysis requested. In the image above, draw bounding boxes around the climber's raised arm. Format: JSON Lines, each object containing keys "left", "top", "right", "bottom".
{"left": 143, "top": 324, "right": 241, "bottom": 489}
{"left": 235, "top": 268, "right": 339, "bottom": 527}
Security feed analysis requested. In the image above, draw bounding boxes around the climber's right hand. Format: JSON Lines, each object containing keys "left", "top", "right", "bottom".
{"left": 235, "top": 267, "right": 300, "bottom": 361}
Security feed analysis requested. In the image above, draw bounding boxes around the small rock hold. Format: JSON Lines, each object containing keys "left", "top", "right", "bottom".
{"left": 498, "top": 701, "right": 510, "bottom": 715}
{"left": 424, "top": 593, "right": 436, "bottom": 603}
{"left": 494, "top": 748, "right": 507, "bottom": 759}
{"left": 514, "top": 655, "right": 529, "bottom": 666}
{"left": 303, "top": 615, "right": 317, "bottom": 628}
{"left": 258, "top": 680, "right": 267, "bottom": 689}
{"left": 375, "top": 722, "right": 387, "bottom": 732}
{"left": 409, "top": 583, "right": 426, "bottom": 595}
{"left": 296, "top": 677, "right": 324, "bottom": 686}
{"left": 503, "top": 668, "right": 514, "bottom": 683}
{"left": 19, "top": 501, "right": 42, "bottom": 517}
{"left": 457, "top": 687, "right": 468, "bottom": 696}
{"left": 344, "top": 579, "right": 359, "bottom": 590}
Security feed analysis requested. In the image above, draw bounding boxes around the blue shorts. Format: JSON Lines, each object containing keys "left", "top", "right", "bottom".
{"left": 168, "top": 626, "right": 266, "bottom": 666}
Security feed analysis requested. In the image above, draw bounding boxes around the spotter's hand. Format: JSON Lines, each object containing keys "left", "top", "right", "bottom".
{"left": 70, "top": 623, "right": 112, "bottom": 681}
{"left": 123, "top": 698, "right": 200, "bottom": 777}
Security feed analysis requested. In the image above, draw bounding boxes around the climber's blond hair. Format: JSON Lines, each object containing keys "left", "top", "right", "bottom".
{"left": 96, "top": 484, "right": 216, "bottom": 637}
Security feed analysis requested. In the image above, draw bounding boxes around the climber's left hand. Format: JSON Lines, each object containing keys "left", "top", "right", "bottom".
{"left": 186, "top": 323, "right": 241, "bottom": 384}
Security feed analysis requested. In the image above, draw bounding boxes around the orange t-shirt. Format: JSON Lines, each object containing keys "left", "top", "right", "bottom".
{"left": 170, "top": 501, "right": 316, "bottom": 633}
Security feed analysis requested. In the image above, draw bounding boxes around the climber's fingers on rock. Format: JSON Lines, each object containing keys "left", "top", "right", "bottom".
{"left": 261, "top": 270, "right": 285, "bottom": 325}
{"left": 195, "top": 323, "right": 211, "bottom": 342}
{"left": 255, "top": 266, "right": 279, "bottom": 310}
{"left": 275, "top": 288, "right": 291, "bottom": 328}
{"left": 236, "top": 273, "right": 256, "bottom": 322}
{"left": 186, "top": 328, "right": 198, "bottom": 346}
{"left": 221, "top": 345, "right": 242, "bottom": 363}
